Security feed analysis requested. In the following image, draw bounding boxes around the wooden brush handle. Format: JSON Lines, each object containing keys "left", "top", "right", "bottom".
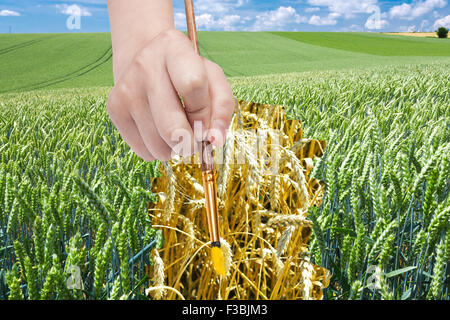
{"left": 184, "top": 0, "right": 199, "bottom": 55}
{"left": 201, "top": 141, "right": 214, "bottom": 171}
{"left": 185, "top": 1, "right": 220, "bottom": 248}
{"left": 184, "top": 0, "right": 214, "bottom": 171}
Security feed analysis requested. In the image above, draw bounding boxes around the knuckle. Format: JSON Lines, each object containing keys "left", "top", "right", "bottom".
{"left": 106, "top": 87, "right": 123, "bottom": 120}
{"left": 133, "top": 48, "right": 152, "bottom": 71}
{"left": 156, "top": 29, "right": 185, "bottom": 43}
{"left": 135, "top": 30, "right": 186, "bottom": 67}
{"left": 218, "top": 95, "right": 236, "bottom": 110}
{"left": 115, "top": 81, "right": 131, "bottom": 98}
{"left": 151, "top": 29, "right": 186, "bottom": 52}
{"left": 107, "top": 82, "right": 140, "bottom": 121}
{"left": 213, "top": 95, "right": 235, "bottom": 123}
{"left": 181, "top": 73, "right": 208, "bottom": 96}
{"left": 216, "top": 95, "right": 236, "bottom": 118}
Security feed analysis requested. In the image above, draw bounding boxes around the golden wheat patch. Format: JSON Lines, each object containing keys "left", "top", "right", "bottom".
{"left": 148, "top": 100, "right": 330, "bottom": 300}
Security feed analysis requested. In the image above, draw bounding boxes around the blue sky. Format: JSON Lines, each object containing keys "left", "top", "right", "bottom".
{"left": 0, "top": 0, "right": 449, "bottom": 33}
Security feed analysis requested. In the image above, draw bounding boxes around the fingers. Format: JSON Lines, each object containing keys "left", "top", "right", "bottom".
{"left": 163, "top": 31, "right": 211, "bottom": 140}
{"left": 203, "top": 59, "right": 236, "bottom": 147}
{"left": 107, "top": 71, "right": 174, "bottom": 162}
{"left": 106, "top": 86, "right": 156, "bottom": 162}
{"left": 136, "top": 44, "right": 196, "bottom": 158}
{"left": 128, "top": 97, "right": 174, "bottom": 161}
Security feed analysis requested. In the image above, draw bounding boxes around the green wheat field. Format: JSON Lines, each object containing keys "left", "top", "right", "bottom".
{"left": 0, "top": 32, "right": 449, "bottom": 300}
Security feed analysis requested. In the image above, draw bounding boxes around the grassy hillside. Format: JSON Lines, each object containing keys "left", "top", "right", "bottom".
{"left": 0, "top": 33, "right": 112, "bottom": 93}
{"left": 1, "top": 32, "right": 450, "bottom": 93}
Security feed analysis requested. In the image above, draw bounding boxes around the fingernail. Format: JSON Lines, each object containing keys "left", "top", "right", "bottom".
{"left": 209, "top": 120, "right": 227, "bottom": 147}
{"left": 202, "top": 121, "right": 209, "bottom": 141}
{"left": 193, "top": 120, "right": 209, "bottom": 142}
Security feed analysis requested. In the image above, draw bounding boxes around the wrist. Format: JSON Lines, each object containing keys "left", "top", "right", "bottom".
{"left": 107, "top": 0, "right": 176, "bottom": 82}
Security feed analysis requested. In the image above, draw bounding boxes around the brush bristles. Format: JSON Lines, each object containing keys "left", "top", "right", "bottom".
{"left": 211, "top": 246, "right": 226, "bottom": 276}
{"left": 211, "top": 241, "right": 221, "bottom": 248}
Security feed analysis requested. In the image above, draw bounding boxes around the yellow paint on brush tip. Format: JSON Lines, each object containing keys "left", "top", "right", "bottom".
{"left": 211, "top": 246, "right": 226, "bottom": 275}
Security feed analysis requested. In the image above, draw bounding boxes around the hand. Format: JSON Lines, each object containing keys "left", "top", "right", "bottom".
{"left": 106, "top": 29, "right": 235, "bottom": 162}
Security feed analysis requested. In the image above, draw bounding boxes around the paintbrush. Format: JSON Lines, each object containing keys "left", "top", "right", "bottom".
{"left": 184, "top": 0, "right": 226, "bottom": 276}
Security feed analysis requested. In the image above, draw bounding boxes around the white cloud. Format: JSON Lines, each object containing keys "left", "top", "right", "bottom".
{"left": 56, "top": 4, "right": 92, "bottom": 17}
{"left": 194, "top": 0, "right": 247, "bottom": 14}
{"left": 217, "top": 15, "right": 241, "bottom": 30}
{"left": 175, "top": 12, "right": 242, "bottom": 31}
{"left": 0, "top": 9, "right": 20, "bottom": 16}
{"left": 389, "top": 0, "right": 447, "bottom": 20}
{"left": 236, "top": 0, "right": 249, "bottom": 7}
{"left": 365, "top": 18, "right": 388, "bottom": 29}
{"left": 398, "top": 25, "right": 417, "bottom": 32}
{"left": 252, "top": 6, "right": 307, "bottom": 31}
{"left": 195, "top": 13, "right": 215, "bottom": 29}
{"left": 309, "top": 13, "right": 340, "bottom": 26}
{"left": 390, "top": 4, "right": 411, "bottom": 19}
{"left": 307, "top": 0, "right": 390, "bottom": 30}
{"left": 305, "top": 7, "right": 320, "bottom": 13}
{"left": 307, "top": 0, "right": 379, "bottom": 19}
{"left": 434, "top": 14, "right": 450, "bottom": 29}
{"left": 174, "top": 0, "right": 247, "bottom": 30}
{"left": 365, "top": 11, "right": 389, "bottom": 29}
{"left": 58, "top": 0, "right": 105, "bottom": 3}
{"left": 196, "top": 2, "right": 227, "bottom": 14}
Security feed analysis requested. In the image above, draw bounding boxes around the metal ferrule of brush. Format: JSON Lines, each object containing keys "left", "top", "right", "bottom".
{"left": 201, "top": 169, "right": 220, "bottom": 244}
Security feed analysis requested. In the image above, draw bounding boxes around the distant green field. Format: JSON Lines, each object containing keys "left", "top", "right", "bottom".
{"left": 197, "top": 32, "right": 449, "bottom": 76}
{"left": 270, "top": 32, "right": 450, "bottom": 56}
{"left": 0, "top": 32, "right": 450, "bottom": 93}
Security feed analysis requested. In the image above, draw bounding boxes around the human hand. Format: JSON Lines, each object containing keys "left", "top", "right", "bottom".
{"left": 106, "top": 29, "right": 235, "bottom": 162}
